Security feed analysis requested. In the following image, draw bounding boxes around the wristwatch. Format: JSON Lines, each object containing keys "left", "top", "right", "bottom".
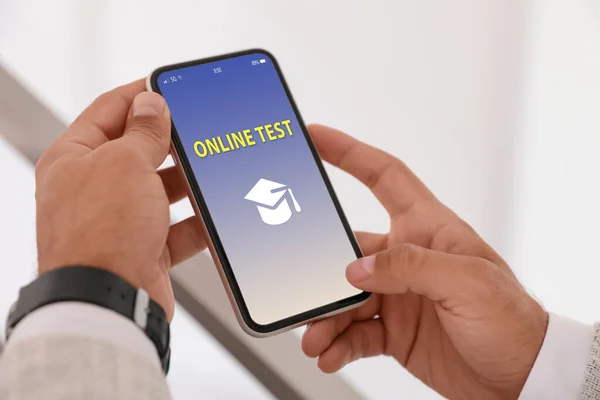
{"left": 5, "top": 266, "right": 171, "bottom": 374}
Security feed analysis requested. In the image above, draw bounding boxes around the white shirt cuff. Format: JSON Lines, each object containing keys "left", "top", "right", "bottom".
{"left": 5, "top": 301, "right": 162, "bottom": 371}
{"left": 519, "top": 313, "right": 595, "bottom": 399}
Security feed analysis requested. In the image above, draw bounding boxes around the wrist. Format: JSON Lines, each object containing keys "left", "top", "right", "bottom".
{"left": 508, "top": 302, "right": 549, "bottom": 398}
{"left": 8, "top": 266, "right": 171, "bottom": 373}
{"left": 38, "top": 259, "right": 171, "bottom": 319}
{"left": 518, "top": 314, "right": 596, "bottom": 400}
{"left": 38, "top": 253, "right": 145, "bottom": 293}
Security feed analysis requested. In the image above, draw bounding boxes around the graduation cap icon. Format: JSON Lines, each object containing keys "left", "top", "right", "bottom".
{"left": 244, "top": 178, "right": 302, "bottom": 226}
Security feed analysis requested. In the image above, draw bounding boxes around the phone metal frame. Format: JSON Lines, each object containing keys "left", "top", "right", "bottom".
{"left": 147, "top": 49, "right": 370, "bottom": 337}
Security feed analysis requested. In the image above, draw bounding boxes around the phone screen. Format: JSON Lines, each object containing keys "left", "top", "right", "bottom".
{"left": 156, "top": 51, "right": 365, "bottom": 328}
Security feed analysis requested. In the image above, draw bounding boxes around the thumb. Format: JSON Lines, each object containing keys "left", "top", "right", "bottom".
{"left": 346, "top": 244, "right": 487, "bottom": 301}
{"left": 121, "top": 92, "right": 171, "bottom": 168}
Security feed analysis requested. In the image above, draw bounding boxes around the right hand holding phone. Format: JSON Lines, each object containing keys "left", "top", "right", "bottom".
{"left": 302, "top": 125, "right": 548, "bottom": 400}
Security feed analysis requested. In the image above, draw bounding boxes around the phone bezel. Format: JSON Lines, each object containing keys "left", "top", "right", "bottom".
{"left": 149, "top": 49, "right": 370, "bottom": 334}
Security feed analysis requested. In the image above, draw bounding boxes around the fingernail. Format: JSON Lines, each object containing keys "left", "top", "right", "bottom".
{"left": 305, "top": 323, "right": 313, "bottom": 334}
{"left": 346, "top": 256, "right": 375, "bottom": 282}
{"left": 132, "top": 92, "right": 165, "bottom": 117}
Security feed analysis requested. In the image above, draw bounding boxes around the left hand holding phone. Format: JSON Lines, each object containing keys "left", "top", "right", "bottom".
{"left": 35, "top": 79, "right": 207, "bottom": 320}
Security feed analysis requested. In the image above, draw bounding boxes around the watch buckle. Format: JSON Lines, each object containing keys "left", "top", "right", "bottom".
{"left": 133, "top": 288, "right": 150, "bottom": 329}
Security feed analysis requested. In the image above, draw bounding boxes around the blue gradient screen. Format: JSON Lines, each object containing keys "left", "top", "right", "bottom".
{"left": 158, "top": 52, "right": 361, "bottom": 325}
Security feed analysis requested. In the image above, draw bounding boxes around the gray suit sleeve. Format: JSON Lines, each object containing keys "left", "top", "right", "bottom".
{"left": 0, "top": 336, "right": 172, "bottom": 400}
{"left": 580, "top": 323, "right": 600, "bottom": 399}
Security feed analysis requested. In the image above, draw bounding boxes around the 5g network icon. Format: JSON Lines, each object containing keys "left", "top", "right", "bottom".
{"left": 244, "top": 178, "right": 301, "bottom": 225}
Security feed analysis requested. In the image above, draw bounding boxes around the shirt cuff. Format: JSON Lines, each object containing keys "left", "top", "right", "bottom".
{"left": 519, "top": 313, "right": 595, "bottom": 400}
{"left": 5, "top": 301, "right": 162, "bottom": 371}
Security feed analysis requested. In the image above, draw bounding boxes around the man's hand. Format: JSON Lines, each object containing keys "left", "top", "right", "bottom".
{"left": 302, "top": 125, "right": 548, "bottom": 400}
{"left": 35, "top": 80, "right": 207, "bottom": 320}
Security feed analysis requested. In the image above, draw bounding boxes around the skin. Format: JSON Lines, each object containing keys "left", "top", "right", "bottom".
{"left": 35, "top": 81, "right": 547, "bottom": 399}
{"left": 35, "top": 80, "right": 207, "bottom": 320}
{"left": 301, "top": 125, "right": 549, "bottom": 400}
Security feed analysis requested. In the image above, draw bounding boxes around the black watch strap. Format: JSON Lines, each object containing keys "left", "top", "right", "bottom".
{"left": 6, "top": 266, "right": 170, "bottom": 374}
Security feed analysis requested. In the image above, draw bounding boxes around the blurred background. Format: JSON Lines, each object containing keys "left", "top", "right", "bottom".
{"left": 1, "top": 1, "right": 599, "bottom": 399}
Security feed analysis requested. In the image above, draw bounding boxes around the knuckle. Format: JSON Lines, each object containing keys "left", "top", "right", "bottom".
{"left": 479, "top": 265, "right": 526, "bottom": 314}
{"left": 380, "top": 243, "right": 418, "bottom": 280}
{"left": 35, "top": 154, "right": 48, "bottom": 178}
{"left": 484, "top": 262, "right": 507, "bottom": 286}
{"left": 127, "top": 118, "right": 169, "bottom": 147}
{"left": 364, "top": 161, "right": 400, "bottom": 191}
{"left": 93, "top": 91, "right": 112, "bottom": 106}
{"left": 162, "top": 177, "right": 175, "bottom": 200}
{"left": 95, "top": 88, "right": 128, "bottom": 110}
{"left": 91, "top": 90, "right": 127, "bottom": 116}
{"left": 189, "top": 219, "right": 206, "bottom": 252}
{"left": 356, "top": 326, "right": 369, "bottom": 360}
{"left": 408, "top": 199, "right": 438, "bottom": 215}
{"left": 35, "top": 142, "right": 62, "bottom": 179}
{"left": 396, "top": 243, "right": 419, "bottom": 267}
{"left": 470, "top": 259, "right": 508, "bottom": 295}
{"left": 429, "top": 222, "right": 467, "bottom": 254}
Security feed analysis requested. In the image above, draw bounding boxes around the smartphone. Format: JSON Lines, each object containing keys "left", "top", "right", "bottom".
{"left": 148, "top": 49, "right": 369, "bottom": 337}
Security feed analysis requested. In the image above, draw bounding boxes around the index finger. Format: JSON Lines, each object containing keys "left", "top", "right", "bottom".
{"left": 41, "top": 79, "right": 146, "bottom": 168}
{"left": 67, "top": 79, "right": 147, "bottom": 146}
{"left": 308, "top": 124, "right": 434, "bottom": 217}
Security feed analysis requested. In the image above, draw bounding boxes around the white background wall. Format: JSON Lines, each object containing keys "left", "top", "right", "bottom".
{"left": 1, "top": 0, "right": 599, "bottom": 399}
{"left": 511, "top": 0, "right": 600, "bottom": 324}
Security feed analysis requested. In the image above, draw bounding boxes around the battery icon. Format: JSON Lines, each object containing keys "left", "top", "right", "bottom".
{"left": 259, "top": 59, "right": 266, "bottom": 64}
